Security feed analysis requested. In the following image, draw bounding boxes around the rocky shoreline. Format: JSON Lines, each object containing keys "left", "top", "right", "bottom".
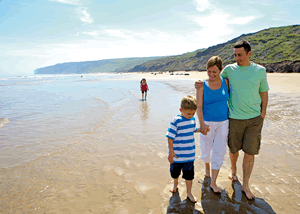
{"left": 263, "top": 60, "right": 300, "bottom": 73}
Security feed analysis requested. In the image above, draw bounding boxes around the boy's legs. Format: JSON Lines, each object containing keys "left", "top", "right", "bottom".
{"left": 186, "top": 180, "right": 196, "bottom": 202}
{"left": 171, "top": 177, "right": 179, "bottom": 193}
{"left": 170, "top": 163, "right": 181, "bottom": 193}
{"left": 141, "top": 91, "right": 144, "bottom": 100}
{"left": 145, "top": 91, "right": 147, "bottom": 100}
{"left": 182, "top": 161, "right": 196, "bottom": 202}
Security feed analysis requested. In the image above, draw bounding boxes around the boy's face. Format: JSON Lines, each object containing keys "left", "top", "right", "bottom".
{"left": 180, "top": 108, "right": 196, "bottom": 119}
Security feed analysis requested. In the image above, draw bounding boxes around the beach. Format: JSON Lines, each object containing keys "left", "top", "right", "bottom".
{"left": 0, "top": 72, "right": 299, "bottom": 214}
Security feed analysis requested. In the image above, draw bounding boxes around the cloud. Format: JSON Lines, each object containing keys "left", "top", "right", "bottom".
{"left": 49, "top": 0, "right": 80, "bottom": 5}
{"left": 191, "top": 0, "right": 258, "bottom": 41}
{"left": 79, "top": 8, "right": 93, "bottom": 23}
{"left": 194, "top": 0, "right": 212, "bottom": 12}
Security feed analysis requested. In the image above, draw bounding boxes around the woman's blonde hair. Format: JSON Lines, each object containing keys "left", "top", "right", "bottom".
{"left": 206, "top": 56, "right": 223, "bottom": 71}
{"left": 181, "top": 96, "right": 197, "bottom": 110}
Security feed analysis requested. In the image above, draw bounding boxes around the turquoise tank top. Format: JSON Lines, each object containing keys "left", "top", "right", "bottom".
{"left": 203, "top": 77, "right": 229, "bottom": 122}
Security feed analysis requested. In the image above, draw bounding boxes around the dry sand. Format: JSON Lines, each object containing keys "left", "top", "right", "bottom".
{"left": 131, "top": 71, "right": 300, "bottom": 95}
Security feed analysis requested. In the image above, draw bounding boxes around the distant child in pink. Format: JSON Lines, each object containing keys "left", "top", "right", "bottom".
{"left": 140, "top": 78, "right": 149, "bottom": 100}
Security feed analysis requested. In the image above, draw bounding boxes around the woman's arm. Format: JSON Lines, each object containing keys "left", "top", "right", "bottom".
{"left": 196, "top": 87, "right": 209, "bottom": 135}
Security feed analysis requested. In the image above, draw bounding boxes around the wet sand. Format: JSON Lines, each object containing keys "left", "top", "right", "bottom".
{"left": 1, "top": 72, "right": 299, "bottom": 213}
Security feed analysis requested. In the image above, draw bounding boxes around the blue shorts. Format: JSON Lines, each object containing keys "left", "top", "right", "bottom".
{"left": 170, "top": 161, "right": 194, "bottom": 180}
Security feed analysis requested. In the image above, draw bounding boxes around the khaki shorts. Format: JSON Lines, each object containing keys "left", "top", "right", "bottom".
{"left": 228, "top": 115, "right": 264, "bottom": 155}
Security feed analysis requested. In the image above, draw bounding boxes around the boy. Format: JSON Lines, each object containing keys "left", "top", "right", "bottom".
{"left": 166, "top": 95, "right": 200, "bottom": 203}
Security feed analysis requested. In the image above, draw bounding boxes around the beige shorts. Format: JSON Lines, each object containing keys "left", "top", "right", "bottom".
{"left": 228, "top": 115, "right": 264, "bottom": 155}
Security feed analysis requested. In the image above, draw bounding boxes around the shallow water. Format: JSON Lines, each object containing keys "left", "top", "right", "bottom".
{"left": 0, "top": 73, "right": 299, "bottom": 213}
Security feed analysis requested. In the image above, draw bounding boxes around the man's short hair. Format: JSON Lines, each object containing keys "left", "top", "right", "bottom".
{"left": 206, "top": 56, "right": 223, "bottom": 71}
{"left": 234, "top": 40, "right": 251, "bottom": 53}
{"left": 181, "top": 96, "right": 197, "bottom": 110}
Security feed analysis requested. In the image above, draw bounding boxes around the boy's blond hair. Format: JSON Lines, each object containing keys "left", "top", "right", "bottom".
{"left": 181, "top": 96, "right": 197, "bottom": 110}
{"left": 206, "top": 56, "right": 223, "bottom": 71}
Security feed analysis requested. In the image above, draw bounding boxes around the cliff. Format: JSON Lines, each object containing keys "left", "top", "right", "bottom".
{"left": 128, "top": 25, "right": 300, "bottom": 73}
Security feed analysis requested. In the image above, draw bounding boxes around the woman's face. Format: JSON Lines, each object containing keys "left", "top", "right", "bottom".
{"left": 207, "top": 65, "right": 221, "bottom": 81}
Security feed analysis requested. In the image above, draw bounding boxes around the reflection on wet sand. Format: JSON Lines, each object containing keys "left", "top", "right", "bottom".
{"left": 167, "top": 176, "right": 276, "bottom": 214}
{"left": 140, "top": 101, "right": 149, "bottom": 122}
{"left": 167, "top": 189, "right": 203, "bottom": 214}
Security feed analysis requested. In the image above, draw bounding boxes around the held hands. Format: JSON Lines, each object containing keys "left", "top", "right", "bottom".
{"left": 168, "top": 151, "right": 177, "bottom": 163}
{"left": 195, "top": 80, "right": 204, "bottom": 89}
{"left": 200, "top": 124, "right": 210, "bottom": 135}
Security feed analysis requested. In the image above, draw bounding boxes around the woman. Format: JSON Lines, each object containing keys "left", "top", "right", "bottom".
{"left": 196, "top": 56, "right": 229, "bottom": 193}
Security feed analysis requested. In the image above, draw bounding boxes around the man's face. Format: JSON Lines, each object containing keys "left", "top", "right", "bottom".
{"left": 234, "top": 47, "right": 251, "bottom": 66}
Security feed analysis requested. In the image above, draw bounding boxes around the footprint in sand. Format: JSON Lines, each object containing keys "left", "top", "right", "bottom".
{"left": 156, "top": 152, "right": 166, "bottom": 158}
{"left": 124, "top": 159, "right": 130, "bottom": 166}
{"left": 103, "top": 166, "right": 113, "bottom": 171}
{"left": 135, "top": 183, "right": 151, "bottom": 195}
{"left": 115, "top": 167, "right": 124, "bottom": 176}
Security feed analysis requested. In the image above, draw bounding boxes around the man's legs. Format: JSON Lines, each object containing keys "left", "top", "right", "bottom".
{"left": 241, "top": 116, "right": 263, "bottom": 199}
{"left": 242, "top": 153, "right": 255, "bottom": 199}
{"left": 229, "top": 151, "right": 239, "bottom": 180}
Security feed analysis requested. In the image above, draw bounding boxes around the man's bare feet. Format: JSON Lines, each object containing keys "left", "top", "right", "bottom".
{"left": 228, "top": 173, "right": 238, "bottom": 181}
{"left": 187, "top": 193, "right": 197, "bottom": 203}
{"left": 210, "top": 184, "right": 222, "bottom": 193}
{"left": 242, "top": 187, "right": 255, "bottom": 200}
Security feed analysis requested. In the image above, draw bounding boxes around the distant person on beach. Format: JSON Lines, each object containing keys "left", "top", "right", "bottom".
{"left": 166, "top": 96, "right": 201, "bottom": 203}
{"left": 195, "top": 40, "right": 269, "bottom": 199}
{"left": 196, "top": 56, "right": 229, "bottom": 193}
{"left": 140, "top": 78, "right": 149, "bottom": 101}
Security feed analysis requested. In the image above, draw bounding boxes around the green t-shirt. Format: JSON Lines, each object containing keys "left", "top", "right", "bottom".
{"left": 221, "top": 62, "right": 269, "bottom": 119}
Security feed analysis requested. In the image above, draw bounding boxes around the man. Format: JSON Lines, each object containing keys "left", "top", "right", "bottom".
{"left": 195, "top": 40, "right": 269, "bottom": 199}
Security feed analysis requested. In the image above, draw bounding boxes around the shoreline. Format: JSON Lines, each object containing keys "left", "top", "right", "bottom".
{"left": 123, "top": 71, "right": 300, "bottom": 95}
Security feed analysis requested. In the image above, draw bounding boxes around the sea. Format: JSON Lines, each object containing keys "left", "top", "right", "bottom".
{"left": 0, "top": 73, "right": 299, "bottom": 213}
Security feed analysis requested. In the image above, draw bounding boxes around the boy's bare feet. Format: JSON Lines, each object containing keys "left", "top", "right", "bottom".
{"left": 170, "top": 180, "right": 178, "bottom": 193}
{"left": 187, "top": 193, "right": 197, "bottom": 203}
{"left": 228, "top": 173, "right": 237, "bottom": 181}
{"left": 242, "top": 186, "right": 255, "bottom": 200}
{"left": 169, "top": 187, "right": 178, "bottom": 193}
{"left": 210, "top": 184, "right": 222, "bottom": 193}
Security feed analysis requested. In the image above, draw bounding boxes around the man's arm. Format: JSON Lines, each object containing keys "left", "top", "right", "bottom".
{"left": 259, "top": 91, "right": 268, "bottom": 119}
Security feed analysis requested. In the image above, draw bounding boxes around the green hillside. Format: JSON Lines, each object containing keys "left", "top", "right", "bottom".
{"left": 34, "top": 56, "right": 164, "bottom": 74}
{"left": 129, "top": 25, "right": 300, "bottom": 73}
{"left": 35, "top": 25, "right": 300, "bottom": 74}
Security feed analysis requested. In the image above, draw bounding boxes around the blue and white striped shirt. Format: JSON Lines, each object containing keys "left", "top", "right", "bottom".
{"left": 166, "top": 115, "right": 197, "bottom": 163}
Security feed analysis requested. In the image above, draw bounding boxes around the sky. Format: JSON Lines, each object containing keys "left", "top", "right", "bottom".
{"left": 0, "top": 0, "right": 299, "bottom": 75}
